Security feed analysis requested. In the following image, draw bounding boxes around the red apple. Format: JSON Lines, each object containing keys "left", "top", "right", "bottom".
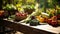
{"left": 51, "top": 21, "right": 57, "bottom": 25}
{"left": 57, "top": 14, "right": 60, "bottom": 19}
{"left": 47, "top": 19, "right": 52, "bottom": 24}
{"left": 48, "top": 19, "right": 57, "bottom": 26}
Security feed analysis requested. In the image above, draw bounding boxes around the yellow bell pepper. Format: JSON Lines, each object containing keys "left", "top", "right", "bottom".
{"left": 36, "top": 16, "right": 44, "bottom": 23}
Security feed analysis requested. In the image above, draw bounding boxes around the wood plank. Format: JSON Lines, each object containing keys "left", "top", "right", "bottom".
{"left": 1, "top": 19, "right": 56, "bottom": 34}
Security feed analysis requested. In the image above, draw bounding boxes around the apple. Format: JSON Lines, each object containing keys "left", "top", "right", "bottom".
{"left": 47, "top": 19, "right": 52, "bottom": 24}
{"left": 57, "top": 14, "right": 60, "bottom": 19}
{"left": 51, "top": 21, "right": 57, "bottom": 25}
{"left": 47, "top": 17, "right": 57, "bottom": 26}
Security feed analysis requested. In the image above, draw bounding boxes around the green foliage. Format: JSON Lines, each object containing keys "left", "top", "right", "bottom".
{"left": 3, "top": 4, "right": 16, "bottom": 11}
{"left": 24, "top": 4, "right": 35, "bottom": 9}
{"left": 26, "top": 0, "right": 35, "bottom": 3}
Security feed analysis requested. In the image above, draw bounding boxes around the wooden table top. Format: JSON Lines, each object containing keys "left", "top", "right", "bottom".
{"left": 1, "top": 19, "right": 60, "bottom": 34}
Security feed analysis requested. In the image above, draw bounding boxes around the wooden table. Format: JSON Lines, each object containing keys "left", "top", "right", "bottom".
{"left": 0, "top": 19, "right": 60, "bottom": 34}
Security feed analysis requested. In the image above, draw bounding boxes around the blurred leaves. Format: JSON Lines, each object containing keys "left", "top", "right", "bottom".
{"left": 2, "top": 0, "right": 60, "bottom": 13}
{"left": 26, "top": 0, "right": 35, "bottom": 3}
{"left": 3, "top": 4, "right": 16, "bottom": 10}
